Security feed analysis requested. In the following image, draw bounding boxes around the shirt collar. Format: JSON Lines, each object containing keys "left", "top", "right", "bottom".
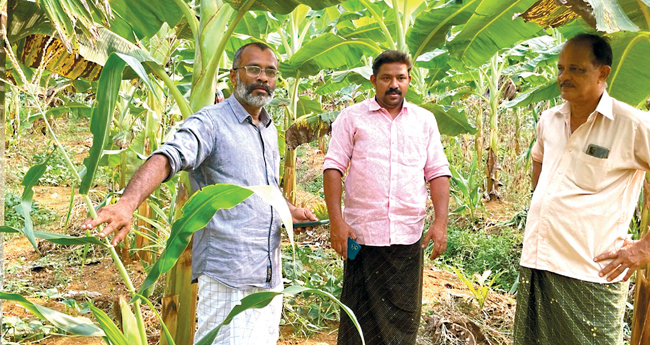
{"left": 368, "top": 96, "right": 410, "bottom": 114}
{"left": 227, "top": 94, "right": 272, "bottom": 127}
{"left": 557, "top": 90, "right": 614, "bottom": 120}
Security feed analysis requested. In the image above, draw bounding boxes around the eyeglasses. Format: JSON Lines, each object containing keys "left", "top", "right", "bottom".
{"left": 233, "top": 66, "right": 279, "bottom": 78}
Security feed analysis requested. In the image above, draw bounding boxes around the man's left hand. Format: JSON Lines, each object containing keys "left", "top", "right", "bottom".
{"left": 290, "top": 207, "right": 318, "bottom": 234}
{"left": 595, "top": 238, "right": 650, "bottom": 282}
{"left": 422, "top": 223, "right": 447, "bottom": 260}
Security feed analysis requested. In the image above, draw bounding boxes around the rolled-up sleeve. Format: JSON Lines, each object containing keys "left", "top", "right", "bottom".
{"left": 152, "top": 111, "right": 216, "bottom": 182}
{"left": 323, "top": 111, "right": 354, "bottom": 174}
{"left": 424, "top": 117, "right": 451, "bottom": 181}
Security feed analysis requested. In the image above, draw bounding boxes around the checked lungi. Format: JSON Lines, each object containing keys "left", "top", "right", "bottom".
{"left": 337, "top": 240, "right": 423, "bottom": 345}
{"left": 514, "top": 266, "right": 629, "bottom": 345}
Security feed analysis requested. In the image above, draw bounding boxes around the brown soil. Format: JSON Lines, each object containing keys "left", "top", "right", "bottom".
{"left": 3, "top": 125, "right": 517, "bottom": 345}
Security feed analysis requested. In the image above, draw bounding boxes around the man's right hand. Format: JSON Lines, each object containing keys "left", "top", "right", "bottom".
{"left": 80, "top": 200, "right": 137, "bottom": 246}
{"left": 330, "top": 218, "right": 357, "bottom": 260}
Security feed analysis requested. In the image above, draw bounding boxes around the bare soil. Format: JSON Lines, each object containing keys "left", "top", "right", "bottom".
{"left": 3, "top": 127, "right": 516, "bottom": 345}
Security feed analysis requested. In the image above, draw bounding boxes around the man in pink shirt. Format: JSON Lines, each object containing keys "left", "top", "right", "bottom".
{"left": 323, "top": 50, "right": 451, "bottom": 345}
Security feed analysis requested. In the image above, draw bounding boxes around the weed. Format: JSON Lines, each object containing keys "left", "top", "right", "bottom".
{"left": 2, "top": 316, "right": 63, "bottom": 344}
{"left": 4, "top": 191, "right": 59, "bottom": 230}
{"left": 282, "top": 245, "right": 343, "bottom": 336}
{"left": 31, "top": 148, "right": 83, "bottom": 187}
{"left": 434, "top": 226, "right": 522, "bottom": 291}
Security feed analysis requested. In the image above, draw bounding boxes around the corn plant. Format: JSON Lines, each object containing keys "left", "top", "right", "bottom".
{"left": 449, "top": 156, "right": 482, "bottom": 221}
{"left": 452, "top": 267, "right": 502, "bottom": 309}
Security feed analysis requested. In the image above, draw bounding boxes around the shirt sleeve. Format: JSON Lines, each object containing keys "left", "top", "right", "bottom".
{"left": 633, "top": 110, "right": 650, "bottom": 171}
{"left": 531, "top": 114, "right": 545, "bottom": 163}
{"left": 424, "top": 116, "right": 451, "bottom": 181}
{"left": 152, "top": 109, "right": 216, "bottom": 182}
{"left": 323, "top": 110, "right": 354, "bottom": 174}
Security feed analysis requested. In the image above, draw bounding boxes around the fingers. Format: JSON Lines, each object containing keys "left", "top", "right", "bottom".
{"left": 112, "top": 223, "right": 132, "bottom": 246}
{"left": 332, "top": 239, "right": 347, "bottom": 259}
{"left": 623, "top": 269, "right": 635, "bottom": 282}
{"left": 304, "top": 209, "right": 317, "bottom": 221}
{"left": 605, "top": 264, "right": 627, "bottom": 282}
{"left": 81, "top": 211, "right": 110, "bottom": 231}
{"left": 594, "top": 250, "right": 617, "bottom": 262}
{"left": 421, "top": 231, "right": 434, "bottom": 249}
{"left": 598, "top": 258, "right": 620, "bottom": 278}
{"left": 429, "top": 240, "right": 446, "bottom": 260}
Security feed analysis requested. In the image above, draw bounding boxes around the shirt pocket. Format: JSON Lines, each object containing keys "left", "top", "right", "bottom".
{"left": 568, "top": 152, "right": 609, "bottom": 192}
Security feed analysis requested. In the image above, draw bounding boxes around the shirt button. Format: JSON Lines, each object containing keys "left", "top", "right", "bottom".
{"left": 568, "top": 148, "right": 573, "bottom": 152}
{"left": 558, "top": 170, "right": 563, "bottom": 174}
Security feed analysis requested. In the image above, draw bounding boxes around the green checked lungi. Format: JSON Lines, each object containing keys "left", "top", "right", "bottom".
{"left": 514, "top": 266, "right": 629, "bottom": 345}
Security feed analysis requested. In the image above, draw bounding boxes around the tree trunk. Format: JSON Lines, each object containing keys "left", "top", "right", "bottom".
{"left": 282, "top": 148, "right": 297, "bottom": 204}
{"left": 160, "top": 179, "right": 198, "bottom": 345}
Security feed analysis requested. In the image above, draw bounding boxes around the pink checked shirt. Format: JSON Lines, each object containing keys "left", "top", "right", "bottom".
{"left": 323, "top": 98, "right": 451, "bottom": 246}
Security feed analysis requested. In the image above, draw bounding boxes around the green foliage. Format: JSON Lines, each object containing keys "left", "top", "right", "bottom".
{"left": 282, "top": 245, "right": 344, "bottom": 335}
{"left": 437, "top": 226, "right": 522, "bottom": 291}
{"left": 452, "top": 267, "right": 502, "bottom": 309}
{"left": 30, "top": 149, "right": 82, "bottom": 187}
{"left": 0, "top": 292, "right": 104, "bottom": 337}
{"left": 450, "top": 157, "right": 483, "bottom": 220}
{"left": 2, "top": 315, "right": 64, "bottom": 344}
{"left": 3, "top": 191, "right": 59, "bottom": 230}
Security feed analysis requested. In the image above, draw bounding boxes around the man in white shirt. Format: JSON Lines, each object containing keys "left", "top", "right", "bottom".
{"left": 514, "top": 33, "right": 650, "bottom": 345}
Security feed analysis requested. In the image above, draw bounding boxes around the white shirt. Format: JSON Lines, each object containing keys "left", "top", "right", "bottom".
{"left": 522, "top": 91, "right": 650, "bottom": 283}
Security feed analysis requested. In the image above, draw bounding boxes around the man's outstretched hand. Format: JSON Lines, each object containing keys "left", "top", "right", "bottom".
{"left": 80, "top": 200, "right": 137, "bottom": 246}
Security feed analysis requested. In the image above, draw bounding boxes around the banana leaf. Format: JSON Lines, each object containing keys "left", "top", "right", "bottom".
{"left": 585, "top": 0, "right": 639, "bottom": 33}
{"left": 406, "top": 0, "right": 480, "bottom": 59}
{"left": 447, "top": 0, "right": 545, "bottom": 67}
{"left": 504, "top": 78, "right": 560, "bottom": 108}
{"left": 296, "top": 95, "right": 323, "bottom": 117}
{"left": 224, "top": 0, "right": 346, "bottom": 15}
{"left": 279, "top": 33, "right": 381, "bottom": 78}
{"left": 315, "top": 66, "right": 373, "bottom": 95}
{"left": 608, "top": 31, "right": 650, "bottom": 107}
{"left": 107, "top": 0, "right": 185, "bottom": 43}
{"left": 420, "top": 103, "right": 477, "bottom": 137}
{"left": 0, "top": 292, "right": 104, "bottom": 337}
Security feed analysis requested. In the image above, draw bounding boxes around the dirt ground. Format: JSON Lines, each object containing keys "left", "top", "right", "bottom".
{"left": 3, "top": 141, "right": 516, "bottom": 345}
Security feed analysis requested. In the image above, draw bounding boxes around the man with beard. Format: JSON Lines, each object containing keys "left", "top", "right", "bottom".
{"left": 323, "top": 50, "right": 451, "bottom": 344}
{"left": 514, "top": 34, "right": 650, "bottom": 345}
{"left": 80, "top": 42, "right": 316, "bottom": 344}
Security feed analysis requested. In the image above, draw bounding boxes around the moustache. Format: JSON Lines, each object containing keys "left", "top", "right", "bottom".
{"left": 385, "top": 88, "right": 402, "bottom": 95}
{"left": 559, "top": 81, "right": 574, "bottom": 88}
{"left": 247, "top": 82, "right": 272, "bottom": 95}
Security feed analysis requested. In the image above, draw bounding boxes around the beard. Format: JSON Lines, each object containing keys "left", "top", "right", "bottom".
{"left": 234, "top": 74, "right": 274, "bottom": 108}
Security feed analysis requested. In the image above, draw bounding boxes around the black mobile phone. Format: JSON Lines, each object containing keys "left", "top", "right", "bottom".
{"left": 293, "top": 219, "right": 330, "bottom": 228}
